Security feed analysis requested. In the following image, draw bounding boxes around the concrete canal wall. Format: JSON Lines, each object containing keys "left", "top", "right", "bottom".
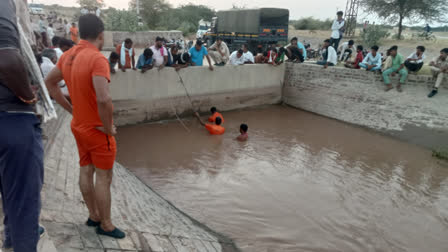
{"left": 283, "top": 63, "right": 448, "bottom": 149}
{"left": 110, "top": 63, "right": 447, "bottom": 149}
{"left": 110, "top": 64, "right": 285, "bottom": 126}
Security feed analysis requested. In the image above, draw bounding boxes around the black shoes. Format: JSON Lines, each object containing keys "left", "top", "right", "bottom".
{"left": 428, "top": 89, "right": 438, "bottom": 98}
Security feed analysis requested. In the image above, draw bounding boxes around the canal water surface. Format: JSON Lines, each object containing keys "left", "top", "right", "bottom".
{"left": 116, "top": 105, "right": 448, "bottom": 252}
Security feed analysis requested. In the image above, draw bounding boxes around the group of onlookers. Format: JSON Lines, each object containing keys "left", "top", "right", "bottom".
{"left": 316, "top": 36, "right": 447, "bottom": 98}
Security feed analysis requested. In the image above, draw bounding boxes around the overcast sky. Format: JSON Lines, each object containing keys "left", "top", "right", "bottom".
{"left": 37, "top": 0, "right": 352, "bottom": 20}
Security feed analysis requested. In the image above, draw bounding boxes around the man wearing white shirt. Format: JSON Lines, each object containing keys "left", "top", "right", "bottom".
{"left": 338, "top": 40, "right": 354, "bottom": 61}
{"left": 230, "top": 49, "right": 245, "bottom": 66}
{"left": 317, "top": 39, "right": 337, "bottom": 68}
{"left": 242, "top": 44, "right": 254, "bottom": 64}
{"left": 40, "top": 49, "right": 67, "bottom": 94}
{"left": 359, "top": 45, "right": 382, "bottom": 71}
{"left": 64, "top": 19, "right": 71, "bottom": 39}
{"left": 405, "top": 46, "right": 425, "bottom": 72}
{"left": 330, "top": 11, "right": 345, "bottom": 51}
{"left": 150, "top": 37, "right": 168, "bottom": 69}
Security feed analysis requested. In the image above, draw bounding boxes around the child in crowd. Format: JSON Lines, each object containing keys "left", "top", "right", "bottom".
{"left": 237, "top": 124, "right": 249, "bottom": 142}
{"left": 344, "top": 45, "right": 364, "bottom": 69}
{"left": 137, "top": 48, "right": 154, "bottom": 73}
{"left": 108, "top": 52, "right": 119, "bottom": 74}
{"left": 208, "top": 107, "right": 224, "bottom": 124}
{"left": 194, "top": 112, "right": 225, "bottom": 135}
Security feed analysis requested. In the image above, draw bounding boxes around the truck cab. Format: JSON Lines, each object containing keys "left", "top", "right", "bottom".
{"left": 196, "top": 19, "right": 211, "bottom": 39}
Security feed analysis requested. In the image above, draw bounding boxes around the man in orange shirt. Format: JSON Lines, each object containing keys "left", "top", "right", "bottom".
{"left": 195, "top": 112, "right": 225, "bottom": 135}
{"left": 70, "top": 22, "right": 79, "bottom": 44}
{"left": 208, "top": 106, "right": 224, "bottom": 124}
{"left": 45, "top": 14, "right": 125, "bottom": 239}
{"left": 116, "top": 38, "right": 136, "bottom": 72}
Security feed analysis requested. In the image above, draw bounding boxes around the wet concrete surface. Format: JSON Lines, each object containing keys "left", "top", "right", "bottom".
{"left": 116, "top": 105, "right": 448, "bottom": 252}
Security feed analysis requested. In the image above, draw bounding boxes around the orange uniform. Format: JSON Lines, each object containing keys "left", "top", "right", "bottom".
{"left": 116, "top": 44, "right": 135, "bottom": 69}
{"left": 70, "top": 27, "right": 79, "bottom": 44}
{"left": 208, "top": 112, "right": 225, "bottom": 123}
{"left": 57, "top": 40, "right": 116, "bottom": 170}
{"left": 205, "top": 124, "right": 225, "bottom": 135}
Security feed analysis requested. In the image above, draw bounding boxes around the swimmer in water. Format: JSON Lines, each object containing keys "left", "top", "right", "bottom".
{"left": 237, "top": 124, "right": 248, "bottom": 141}
{"left": 195, "top": 112, "right": 225, "bottom": 135}
{"left": 208, "top": 107, "right": 225, "bottom": 124}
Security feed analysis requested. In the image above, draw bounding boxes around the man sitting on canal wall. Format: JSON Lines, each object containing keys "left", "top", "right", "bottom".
{"left": 359, "top": 45, "right": 382, "bottom": 71}
{"left": 405, "top": 46, "right": 425, "bottom": 73}
{"left": 45, "top": 14, "right": 126, "bottom": 239}
{"left": 382, "top": 45, "right": 408, "bottom": 92}
{"left": 427, "top": 48, "right": 448, "bottom": 98}
{"left": 317, "top": 39, "right": 337, "bottom": 68}
{"left": 208, "top": 37, "right": 229, "bottom": 66}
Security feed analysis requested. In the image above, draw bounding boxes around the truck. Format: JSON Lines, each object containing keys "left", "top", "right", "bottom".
{"left": 203, "top": 8, "right": 289, "bottom": 53}
{"left": 196, "top": 19, "right": 211, "bottom": 39}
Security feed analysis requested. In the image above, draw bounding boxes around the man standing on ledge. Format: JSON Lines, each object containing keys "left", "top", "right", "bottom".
{"left": 45, "top": 14, "right": 125, "bottom": 239}
{"left": 330, "top": 11, "right": 345, "bottom": 51}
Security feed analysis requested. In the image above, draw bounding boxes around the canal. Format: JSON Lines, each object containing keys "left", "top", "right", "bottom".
{"left": 116, "top": 105, "right": 448, "bottom": 252}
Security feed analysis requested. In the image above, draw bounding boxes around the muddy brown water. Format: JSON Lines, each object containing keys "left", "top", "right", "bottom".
{"left": 116, "top": 105, "right": 448, "bottom": 252}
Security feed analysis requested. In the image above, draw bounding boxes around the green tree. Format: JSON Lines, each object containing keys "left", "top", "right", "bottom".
{"left": 361, "top": 25, "right": 390, "bottom": 47}
{"left": 129, "top": 0, "right": 171, "bottom": 29}
{"left": 77, "top": 0, "right": 104, "bottom": 9}
{"left": 361, "top": 0, "right": 448, "bottom": 40}
{"left": 104, "top": 8, "right": 147, "bottom": 32}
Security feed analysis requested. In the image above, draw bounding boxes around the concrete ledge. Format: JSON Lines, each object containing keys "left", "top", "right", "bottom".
{"left": 283, "top": 63, "right": 448, "bottom": 149}
{"left": 111, "top": 64, "right": 286, "bottom": 126}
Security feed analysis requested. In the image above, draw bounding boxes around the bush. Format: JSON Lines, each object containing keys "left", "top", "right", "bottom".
{"left": 104, "top": 8, "right": 147, "bottom": 32}
{"left": 361, "top": 25, "right": 390, "bottom": 47}
{"left": 292, "top": 17, "right": 332, "bottom": 31}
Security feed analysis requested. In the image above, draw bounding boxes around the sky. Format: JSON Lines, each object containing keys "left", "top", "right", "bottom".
{"left": 36, "top": 0, "right": 351, "bottom": 20}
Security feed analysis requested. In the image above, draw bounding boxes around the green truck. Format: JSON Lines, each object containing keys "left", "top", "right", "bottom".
{"left": 203, "top": 8, "right": 289, "bottom": 52}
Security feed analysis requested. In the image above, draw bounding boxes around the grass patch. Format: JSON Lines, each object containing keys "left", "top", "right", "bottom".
{"left": 432, "top": 148, "right": 448, "bottom": 161}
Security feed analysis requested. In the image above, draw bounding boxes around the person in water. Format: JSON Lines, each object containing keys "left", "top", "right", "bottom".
{"left": 208, "top": 107, "right": 224, "bottom": 124}
{"left": 194, "top": 112, "right": 225, "bottom": 135}
{"left": 237, "top": 124, "right": 249, "bottom": 141}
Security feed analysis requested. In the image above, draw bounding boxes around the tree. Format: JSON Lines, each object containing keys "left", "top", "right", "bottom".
{"left": 77, "top": 0, "right": 104, "bottom": 9}
{"left": 361, "top": 0, "right": 448, "bottom": 40}
{"left": 129, "top": 0, "right": 171, "bottom": 29}
{"left": 104, "top": 8, "right": 147, "bottom": 32}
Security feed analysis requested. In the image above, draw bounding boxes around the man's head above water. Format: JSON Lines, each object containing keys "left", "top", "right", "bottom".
{"left": 210, "top": 107, "right": 217, "bottom": 114}
{"left": 215, "top": 117, "right": 222, "bottom": 126}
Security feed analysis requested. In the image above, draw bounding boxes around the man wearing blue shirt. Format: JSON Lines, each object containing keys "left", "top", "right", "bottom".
{"left": 359, "top": 45, "right": 382, "bottom": 71}
{"left": 287, "top": 37, "right": 306, "bottom": 62}
{"left": 189, "top": 40, "right": 214, "bottom": 71}
{"left": 136, "top": 48, "right": 154, "bottom": 73}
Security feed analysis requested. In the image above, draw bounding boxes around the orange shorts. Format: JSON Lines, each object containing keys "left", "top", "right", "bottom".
{"left": 71, "top": 127, "right": 117, "bottom": 170}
